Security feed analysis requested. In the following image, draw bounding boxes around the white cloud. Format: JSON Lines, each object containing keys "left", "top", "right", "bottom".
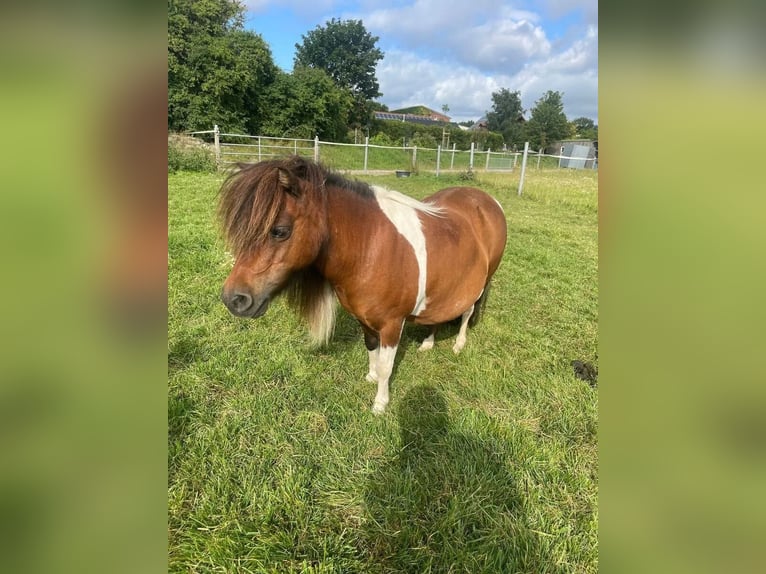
{"left": 454, "top": 16, "right": 551, "bottom": 73}
{"left": 377, "top": 51, "right": 502, "bottom": 121}
{"left": 356, "top": 1, "right": 551, "bottom": 75}
{"left": 376, "top": 22, "right": 598, "bottom": 124}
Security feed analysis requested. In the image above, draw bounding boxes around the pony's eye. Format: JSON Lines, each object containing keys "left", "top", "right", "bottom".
{"left": 269, "top": 226, "right": 292, "bottom": 241}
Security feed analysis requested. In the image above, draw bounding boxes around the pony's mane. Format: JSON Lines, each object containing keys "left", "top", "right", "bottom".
{"left": 217, "top": 156, "right": 377, "bottom": 255}
{"left": 324, "top": 171, "right": 376, "bottom": 199}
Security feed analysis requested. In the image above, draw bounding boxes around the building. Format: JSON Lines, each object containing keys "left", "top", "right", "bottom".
{"left": 374, "top": 105, "right": 451, "bottom": 126}
{"left": 469, "top": 116, "right": 489, "bottom": 131}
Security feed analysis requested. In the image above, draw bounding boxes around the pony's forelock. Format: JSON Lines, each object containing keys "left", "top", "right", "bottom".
{"left": 217, "top": 162, "right": 285, "bottom": 255}
{"left": 217, "top": 157, "right": 336, "bottom": 255}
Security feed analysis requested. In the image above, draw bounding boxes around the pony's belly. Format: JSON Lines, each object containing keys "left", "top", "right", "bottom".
{"left": 408, "top": 293, "right": 476, "bottom": 325}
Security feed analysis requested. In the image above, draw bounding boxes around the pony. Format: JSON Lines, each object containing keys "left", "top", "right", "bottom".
{"left": 218, "top": 156, "right": 507, "bottom": 414}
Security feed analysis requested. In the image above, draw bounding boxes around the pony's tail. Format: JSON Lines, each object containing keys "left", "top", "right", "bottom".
{"left": 286, "top": 268, "right": 337, "bottom": 346}
{"left": 468, "top": 280, "right": 493, "bottom": 328}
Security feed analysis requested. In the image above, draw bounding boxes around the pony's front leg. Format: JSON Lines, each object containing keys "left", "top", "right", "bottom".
{"left": 371, "top": 321, "right": 404, "bottom": 414}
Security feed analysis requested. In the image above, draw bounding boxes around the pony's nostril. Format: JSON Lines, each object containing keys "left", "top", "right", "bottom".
{"left": 229, "top": 292, "right": 253, "bottom": 313}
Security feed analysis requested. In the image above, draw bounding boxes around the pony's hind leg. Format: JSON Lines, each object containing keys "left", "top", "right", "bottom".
{"left": 452, "top": 304, "right": 475, "bottom": 355}
{"left": 417, "top": 325, "right": 437, "bottom": 352}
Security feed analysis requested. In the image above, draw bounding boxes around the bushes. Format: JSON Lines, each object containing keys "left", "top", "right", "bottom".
{"left": 168, "top": 135, "right": 217, "bottom": 173}
{"left": 370, "top": 118, "right": 506, "bottom": 151}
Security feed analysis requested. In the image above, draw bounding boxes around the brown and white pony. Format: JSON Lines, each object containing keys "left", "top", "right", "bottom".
{"left": 218, "top": 156, "right": 507, "bottom": 413}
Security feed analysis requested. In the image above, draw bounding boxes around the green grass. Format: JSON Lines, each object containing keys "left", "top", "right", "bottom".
{"left": 169, "top": 168, "right": 598, "bottom": 573}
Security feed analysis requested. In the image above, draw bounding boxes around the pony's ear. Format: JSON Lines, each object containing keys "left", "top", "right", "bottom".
{"left": 278, "top": 168, "right": 301, "bottom": 197}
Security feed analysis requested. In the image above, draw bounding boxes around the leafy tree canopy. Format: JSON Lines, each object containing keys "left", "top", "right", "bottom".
{"left": 524, "top": 90, "right": 570, "bottom": 150}
{"left": 486, "top": 89, "right": 526, "bottom": 148}
{"left": 570, "top": 117, "right": 598, "bottom": 140}
{"left": 168, "top": 0, "right": 276, "bottom": 132}
{"left": 261, "top": 67, "right": 353, "bottom": 141}
{"left": 294, "top": 18, "right": 383, "bottom": 101}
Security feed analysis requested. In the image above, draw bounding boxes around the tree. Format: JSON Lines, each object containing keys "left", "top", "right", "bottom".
{"left": 486, "top": 89, "right": 526, "bottom": 148}
{"left": 168, "top": 0, "right": 276, "bottom": 132}
{"left": 570, "top": 117, "right": 598, "bottom": 140}
{"left": 261, "top": 67, "right": 353, "bottom": 141}
{"left": 294, "top": 19, "right": 384, "bottom": 127}
{"left": 524, "top": 91, "right": 570, "bottom": 150}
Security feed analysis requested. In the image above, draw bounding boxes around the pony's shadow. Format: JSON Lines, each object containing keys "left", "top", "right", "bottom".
{"left": 168, "top": 335, "right": 208, "bottom": 373}
{"left": 362, "top": 385, "right": 545, "bottom": 572}
{"left": 406, "top": 317, "right": 467, "bottom": 348}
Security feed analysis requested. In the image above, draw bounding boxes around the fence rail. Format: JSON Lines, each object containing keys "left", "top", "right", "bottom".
{"left": 184, "top": 126, "right": 597, "bottom": 179}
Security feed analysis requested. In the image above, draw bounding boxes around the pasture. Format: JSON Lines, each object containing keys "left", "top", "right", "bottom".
{"left": 168, "top": 167, "right": 598, "bottom": 573}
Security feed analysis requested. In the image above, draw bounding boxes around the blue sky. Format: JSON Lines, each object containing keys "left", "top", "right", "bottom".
{"left": 243, "top": 0, "right": 597, "bottom": 124}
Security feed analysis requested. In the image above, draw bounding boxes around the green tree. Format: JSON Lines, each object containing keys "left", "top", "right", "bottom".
{"left": 524, "top": 90, "right": 570, "bottom": 150}
{"left": 261, "top": 67, "right": 353, "bottom": 141}
{"left": 168, "top": 0, "right": 276, "bottom": 132}
{"left": 294, "top": 18, "right": 384, "bottom": 127}
{"left": 486, "top": 89, "right": 526, "bottom": 148}
{"left": 570, "top": 117, "right": 598, "bottom": 140}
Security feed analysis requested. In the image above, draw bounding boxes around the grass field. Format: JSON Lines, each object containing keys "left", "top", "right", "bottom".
{"left": 168, "top": 167, "right": 598, "bottom": 573}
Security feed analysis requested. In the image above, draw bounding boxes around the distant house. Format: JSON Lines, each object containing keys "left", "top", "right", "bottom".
{"left": 469, "top": 114, "right": 524, "bottom": 132}
{"left": 469, "top": 116, "right": 489, "bottom": 131}
{"left": 374, "top": 105, "right": 451, "bottom": 126}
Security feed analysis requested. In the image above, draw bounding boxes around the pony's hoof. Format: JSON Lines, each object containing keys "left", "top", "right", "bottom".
{"left": 452, "top": 343, "right": 464, "bottom": 354}
{"left": 417, "top": 341, "right": 434, "bottom": 352}
{"left": 372, "top": 401, "right": 387, "bottom": 415}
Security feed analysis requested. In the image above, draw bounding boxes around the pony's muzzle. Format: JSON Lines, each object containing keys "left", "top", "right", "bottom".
{"left": 220, "top": 288, "right": 270, "bottom": 318}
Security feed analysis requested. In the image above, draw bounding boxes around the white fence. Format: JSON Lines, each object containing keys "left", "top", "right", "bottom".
{"left": 185, "top": 125, "right": 596, "bottom": 176}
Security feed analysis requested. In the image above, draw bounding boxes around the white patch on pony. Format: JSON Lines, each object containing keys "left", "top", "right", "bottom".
{"left": 493, "top": 196, "right": 504, "bottom": 212}
{"left": 366, "top": 347, "right": 379, "bottom": 382}
{"left": 372, "top": 186, "right": 442, "bottom": 316}
{"left": 372, "top": 345, "right": 398, "bottom": 414}
{"left": 418, "top": 332, "right": 435, "bottom": 352}
{"left": 452, "top": 304, "right": 475, "bottom": 355}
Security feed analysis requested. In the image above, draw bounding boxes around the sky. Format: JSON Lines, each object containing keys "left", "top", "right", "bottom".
{"left": 243, "top": 0, "right": 597, "bottom": 124}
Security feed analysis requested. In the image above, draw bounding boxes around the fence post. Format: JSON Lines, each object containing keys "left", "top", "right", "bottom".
{"left": 412, "top": 146, "right": 417, "bottom": 170}
{"left": 436, "top": 144, "right": 441, "bottom": 177}
{"left": 258, "top": 137, "right": 261, "bottom": 162}
{"left": 364, "top": 136, "right": 369, "bottom": 173}
{"left": 517, "top": 142, "right": 529, "bottom": 196}
{"left": 537, "top": 148, "right": 542, "bottom": 169}
{"left": 450, "top": 143, "right": 456, "bottom": 169}
{"left": 513, "top": 152, "right": 518, "bottom": 169}
{"left": 314, "top": 136, "right": 319, "bottom": 162}
{"left": 469, "top": 142, "right": 475, "bottom": 171}
{"left": 485, "top": 148, "right": 491, "bottom": 170}
{"left": 213, "top": 124, "right": 221, "bottom": 165}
